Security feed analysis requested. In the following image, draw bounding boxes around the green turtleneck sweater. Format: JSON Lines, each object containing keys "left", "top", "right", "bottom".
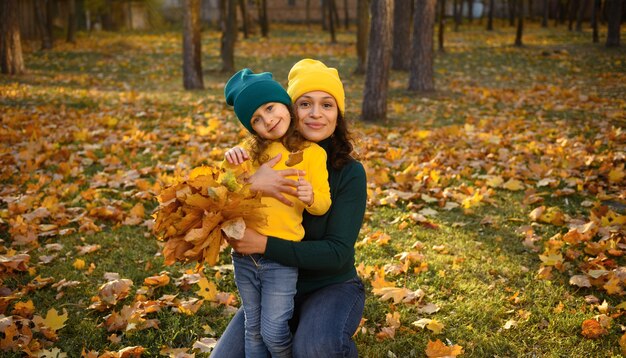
{"left": 264, "top": 138, "right": 367, "bottom": 295}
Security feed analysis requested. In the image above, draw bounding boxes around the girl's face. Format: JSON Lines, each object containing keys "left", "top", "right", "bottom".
{"left": 250, "top": 102, "right": 291, "bottom": 140}
{"left": 294, "top": 91, "right": 338, "bottom": 143}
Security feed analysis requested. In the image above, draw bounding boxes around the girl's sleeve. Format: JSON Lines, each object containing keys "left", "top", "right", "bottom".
{"left": 304, "top": 145, "right": 331, "bottom": 216}
{"left": 264, "top": 162, "right": 367, "bottom": 271}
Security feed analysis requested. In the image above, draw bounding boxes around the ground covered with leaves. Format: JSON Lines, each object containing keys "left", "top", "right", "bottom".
{"left": 0, "top": 23, "right": 625, "bottom": 357}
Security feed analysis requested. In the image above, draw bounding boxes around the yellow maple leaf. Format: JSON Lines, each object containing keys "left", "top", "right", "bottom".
{"left": 12, "top": 300, "right": 35, "bottom": 317}
{"left": 425, "top": 339, "right": 464, "bottom": 357}
{"left": 486, "top": 175, "right": 504, "bottom": 188}
{"left": 538, "top": 253, "right": 563, "bottom": 266}
{"left": 144, "top": 273, "right": 170, "bottom": 287}
{"left": 34, "top": 308, "right": 69, "bottom": 332}
{"left": 370, "top": 268, "right": 395, "bottom": 290}
{"left": 73, "top": 258, "right": 86, "bottom": 270}
{"left": 461, "top": 191, "right": 483, "bottom": 209}
{"left": 427, "top": 319, "right": 445, "bottom": 334}
{"left": 603, "top": 276, "right": 623, "bottom": 295}
{"left": 503, "top": 178, "right": 525, "bottom": 191}
{"left": 129, "top": 202, "right": 145, "bottom": 218}
{"left": 189, "top": 165, "right": 217, "bottom": 180}
{"left": 197, "top": 277, "right": 217, "bottom": 301}
{"left": 608, "top": 164, "right": 625, "bottom": 183}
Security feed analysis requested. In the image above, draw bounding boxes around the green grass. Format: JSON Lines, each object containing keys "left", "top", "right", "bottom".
{"left": 1, "top": 22, "right": 625, "bottom": 357}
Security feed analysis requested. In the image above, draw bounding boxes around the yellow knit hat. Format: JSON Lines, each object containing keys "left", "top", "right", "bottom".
{"left": 287, "top": 59, "right": 345, "bottom": 115}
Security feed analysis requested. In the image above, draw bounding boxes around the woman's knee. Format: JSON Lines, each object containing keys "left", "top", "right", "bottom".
{"left": 292, "top": 332, "right": 357, "bottom": 358}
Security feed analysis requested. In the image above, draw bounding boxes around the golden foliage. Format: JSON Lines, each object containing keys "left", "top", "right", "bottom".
{"left": 153, "top": 166, "right": 266, "bottom": 266}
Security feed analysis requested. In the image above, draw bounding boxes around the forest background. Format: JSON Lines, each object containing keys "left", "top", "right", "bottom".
{"left": 0, "top": 0, "right": 625, "bottom": 357}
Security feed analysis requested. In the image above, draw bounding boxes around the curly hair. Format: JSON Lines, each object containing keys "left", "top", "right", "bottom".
{"left": 328, "top": 111, "right": 355, "bottom": 170}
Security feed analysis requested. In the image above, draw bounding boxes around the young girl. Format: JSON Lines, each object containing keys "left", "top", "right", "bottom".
{"left": 223, "top": 68, "right": 331, "bottom": 358}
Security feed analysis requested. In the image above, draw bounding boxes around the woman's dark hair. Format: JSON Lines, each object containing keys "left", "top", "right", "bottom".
{"left": 247, "top": 104, "right": 308, "bottom": 165}
{"left": 328, "top": 111, "right": 354, "bottom": 170}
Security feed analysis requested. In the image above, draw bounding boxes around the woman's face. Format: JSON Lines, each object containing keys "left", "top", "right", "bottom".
{"left": 294, "top": 91, "right": 338, "bottom": 143}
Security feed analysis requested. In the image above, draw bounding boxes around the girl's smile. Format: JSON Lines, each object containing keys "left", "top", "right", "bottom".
{"left": 250, "top": 102, "right": 291, "bottom": 140}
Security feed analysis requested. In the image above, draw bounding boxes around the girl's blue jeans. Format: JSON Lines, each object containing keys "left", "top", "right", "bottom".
{"left": 232, "top": 252, "right": 297, "bottom": 358}
{"left": 211, "top": 274, "right": 365, "bottom": 358}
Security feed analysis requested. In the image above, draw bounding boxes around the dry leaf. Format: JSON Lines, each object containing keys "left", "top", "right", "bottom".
{"left": 221, "top": 217, "right": 246, "bottom": 240}
{"left": 581, "top": 319, "right": 607, "bottom": 339}
{"left": 425, "top": 339, "right": 464, "bottom": 357}
{"left": 285, "top": 151, "right": 304, "bottom": 167}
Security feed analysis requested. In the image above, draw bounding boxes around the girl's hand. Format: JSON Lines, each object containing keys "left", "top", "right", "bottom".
{"left": 227, "top": 228, "right": 268, "bottom": 254}
{"left": 225, "top": 146, "right": 249, "bottom": 165}
{"left": 297, "top": 178, "right": 313, "bottom": 206}
{"left": 248, "top": 154, "right": 305, "bottom": 206}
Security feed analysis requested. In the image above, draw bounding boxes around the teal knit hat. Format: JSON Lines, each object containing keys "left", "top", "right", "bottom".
{"left": 224, "top": 68, "right": 292, "bottom": 134}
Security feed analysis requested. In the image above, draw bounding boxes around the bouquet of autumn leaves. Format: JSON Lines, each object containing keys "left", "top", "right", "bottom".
{"left": 153, "top": 165, "right": 266, "bottom": 266}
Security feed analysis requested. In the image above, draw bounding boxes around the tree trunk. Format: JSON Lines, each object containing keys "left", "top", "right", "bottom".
{"left": 330, "top": 0, "right": 340, "bottom": 30}
{"left": 515, "top": 0, "right": 524, "bottom": 46}
{"left": 102, "top": 0, "right": 114, "bottom": 31}
{"left": 321, "top": 0, "right": 328, "bottom": 30}
{"left": 408, "top": 0, "right": 436, "bottom": 92}
{"left": 560, "top": 0, "right": 569, "bottom": 24}
{"left": 568, "top": 0, "right": 579, "bottom": 30}
{"left": 355, "top": 0, "right": 369, "bottom": 74}
{"left": 468, "top": 0, "right": 475, "bottom": 22}
{"left": 221, "top": 0, "right": 237, "bottom": 72}
{"left": 542, "top": 0, "right": 549, "bottom": 27}
{"left": 66, "top": 0, "right": 77, "bottom": 43}
{"left": 35, "top": 0, "right": 53, "bottom": 50}
{"left": 1, "top": 0, "right": 25, "bottom": 75}
{"left": 239, "top": 0, "right": 249, "bottom": 38}
{"left": 392, "top": 0, "right": 413, "bottom": 71}
{"left": 605, "top": 0, "right": 622, "bottom": 47}
{"left": 592, "top": 0, "right": 599, "bottom": 42}
{"left": 438, "top": 0, "right": 446, "bottom": 52}
{"left": 487, "top": 0, "right": 495, "bottom": 30}
{"left": 344, "top": 0, "right": 350, "bottom": 29}
{"left": 509, "top": 0, "right": 517, "bottom": 26}
{"left": 576, "top": 0, "right": 588, "bottom": 31}
{"left": 362, "top": 0, "right": 393, "bottom": 122}
{"left": 258, "top": 0, "right": 269, "bottom": 37}
{"left": 555, "top": 0, "right": 563, "bottom": 26}
{"left": 453, "top": 0, "right": 461, "bottom": 31}
{"left": 528, "top": 0, "right": 534, "bottom": 20}
{"left": 328, "top": 0, "right": 337, "bottom": 43}
{"left": 306, "top": 0, "right": 311, "bottom": 29}
{"left": 183, "top": 0, "right": 204, "bottom": 89}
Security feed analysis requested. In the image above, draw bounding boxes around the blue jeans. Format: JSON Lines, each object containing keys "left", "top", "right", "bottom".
{"left": 211, "top": 276, "right": 365, "bottom": 358}
{"left": 232, "top": 252, "right": 298, "bottom": 358}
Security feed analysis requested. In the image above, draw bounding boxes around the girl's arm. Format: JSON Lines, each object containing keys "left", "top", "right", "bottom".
{"left": 302, "top": 145, "right": 331, "bottom": 215}
{"left": 232, "top": 162, "right": 367, "bottom": 271}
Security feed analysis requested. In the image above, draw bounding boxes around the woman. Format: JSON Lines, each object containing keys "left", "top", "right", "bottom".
{"left": 211, "top": 59, "right": 367, "bottom": 358}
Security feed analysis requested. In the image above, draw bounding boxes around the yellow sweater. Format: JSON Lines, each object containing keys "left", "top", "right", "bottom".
{"left": 224, "top": 141, "right": 331, "bottom": 242}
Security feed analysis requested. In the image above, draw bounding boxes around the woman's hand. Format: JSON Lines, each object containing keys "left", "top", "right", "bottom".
{"left": 227, "top": 228, "right": 269, "bottom": 254}
{"left": 225, "top": 146, "right": 249, "bottom": 165}
{"left": 249, "top": 154, "right": 305, "bottom": 206}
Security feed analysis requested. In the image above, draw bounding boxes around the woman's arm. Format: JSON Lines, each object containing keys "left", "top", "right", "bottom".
{"left": 265, "top": 162, "right": 367, "bottom": 271}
